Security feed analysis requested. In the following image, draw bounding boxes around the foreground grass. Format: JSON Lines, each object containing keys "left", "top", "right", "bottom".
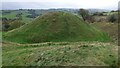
{"left": 0, "top": 31, "right": 1, "bottom": 68}
{"left": 0, "top": 31, "right": 2, "bottom": 42}
{"left": 2, "top": 41, "right": 118, "bottom": 66}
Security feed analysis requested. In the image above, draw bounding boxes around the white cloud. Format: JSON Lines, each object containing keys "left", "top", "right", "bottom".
{"left": 2, "top": 0, "right": 119, "bottom": 10}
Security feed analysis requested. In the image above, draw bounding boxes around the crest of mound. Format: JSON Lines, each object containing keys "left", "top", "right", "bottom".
{"left": 4, "top": 11, "right": 110, "bottom": 43}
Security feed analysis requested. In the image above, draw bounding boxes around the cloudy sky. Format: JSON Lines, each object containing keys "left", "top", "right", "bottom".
{"left": 1, "top": 0, "right": 119, "bottom": 10}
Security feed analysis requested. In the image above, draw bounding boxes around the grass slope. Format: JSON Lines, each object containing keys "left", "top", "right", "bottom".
{"left": 2, "top": 42, "right": 118, "bottom": 66}
{"left": 8, "top": 20, "right": 25, "bottom": 30}
{"left": 91, "top": 22, "right": 118, "bottom": 42}
{"left": 3, "top": 12, "right": 110, "bottom": 43}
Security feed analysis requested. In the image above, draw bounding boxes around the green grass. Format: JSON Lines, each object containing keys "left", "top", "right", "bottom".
{"left": 2, "top": 41, "right": 118, "bottom": 66}
{"left": 0, "top": 31, "right": 2, "bottom": 67}
{"left": 91, "top": 22, "right": 118, "bottom": 42}
{"left": 1, "top": 10, "right": 34, "bottom": 23}
{"left": 3, "top": 12, "right": 111, "bottom": 43}
{"left": 20, "top": 10, "right": 34, "bottom": 23}
{"left": 8, "top": 20, "right": 25, "bottom": 30}
{"left": 2, "top": 11, "right": 17, "bottom": 19}
{"left": 0, "top": 31, "right": 2, "bottom": 42}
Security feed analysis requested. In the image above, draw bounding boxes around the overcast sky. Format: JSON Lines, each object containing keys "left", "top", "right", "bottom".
{"left": 1, "top": 0, "right": 119, "bottom": 10}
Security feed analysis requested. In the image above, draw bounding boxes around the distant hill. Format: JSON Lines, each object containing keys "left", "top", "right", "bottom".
{"left": 3, "top": 12, "right": 110, "bottom": 43}
{"left": 88, "top": 9, "right": 111, "bottom": 13}
{"left": 1, "top": 8, "right": 111, "bottom": 23}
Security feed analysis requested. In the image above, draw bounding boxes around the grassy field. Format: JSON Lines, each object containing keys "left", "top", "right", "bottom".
{"left": 1, "top": 10, "right": 34, "bottom": 23}
{"left": 1, "top": 11, "right": 119, "bottom": 67}
{"left": 2, "top": 41, "right": 118, "bottom": 66}
{"left": 2, "top": 22, "right": 118, "bottom": 66}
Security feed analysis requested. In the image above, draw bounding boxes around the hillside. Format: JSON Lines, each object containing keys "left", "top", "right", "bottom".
{"left": 3, "top": 11, "right": 110, "bottom": 43}
{"left": 91, "top": 22, "right": 118, "bottom": 42}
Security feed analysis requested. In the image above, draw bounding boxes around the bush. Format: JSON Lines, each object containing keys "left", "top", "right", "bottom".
{"left": 93, "top": 12, "right": 104, "bottom": 16}
{"left": 2, "top": 24, "right": 10, "bottom": 31}
{"left": 26, "top": 13, "right": 39, "bottom": 18}
{"left": 108, "top": 13, "right": 118, "bottom": 23}
{"left": 8, "top": 20, "right": 25, "bottom": 30}
{"left": 87, "top": 15, "right": 95, "bottom": 23}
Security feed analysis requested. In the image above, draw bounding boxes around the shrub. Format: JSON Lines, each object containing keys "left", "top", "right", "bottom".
{"left": 108, "top": 13, "right": 118, "bottom": 23}
{"left": 8, "top": 20, "right": 25, "bottom": 30}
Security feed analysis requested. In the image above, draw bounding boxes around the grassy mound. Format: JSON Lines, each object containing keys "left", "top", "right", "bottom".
{"left": 3, "top": 12, "right": 110, "bottom": 43}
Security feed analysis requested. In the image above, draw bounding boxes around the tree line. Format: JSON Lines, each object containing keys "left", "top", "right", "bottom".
{"left": 78, "top": 9, "right": 118, "bottom": 23}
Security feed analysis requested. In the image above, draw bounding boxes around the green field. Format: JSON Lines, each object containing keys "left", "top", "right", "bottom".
{"left": 1, "top": 10, "right": 119, "bottom": 67}
{"left": 2, "top": 21, "right": 118, "bottom": 66}
{"left": 2, "top": 41, "right": 118, "bottom": 66}
{"left": 1, "top": 10, "right": 34, "bottom": 23}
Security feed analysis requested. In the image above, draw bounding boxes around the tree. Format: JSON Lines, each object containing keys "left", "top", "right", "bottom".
{"left": 78, "top": 9, "right": 89, "bottom": 21}
{"left": 27, "top": 9, "right": 38, "bottom": 18}
{"left": 78, "top": 9, "right": 95, "bottom": 23}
